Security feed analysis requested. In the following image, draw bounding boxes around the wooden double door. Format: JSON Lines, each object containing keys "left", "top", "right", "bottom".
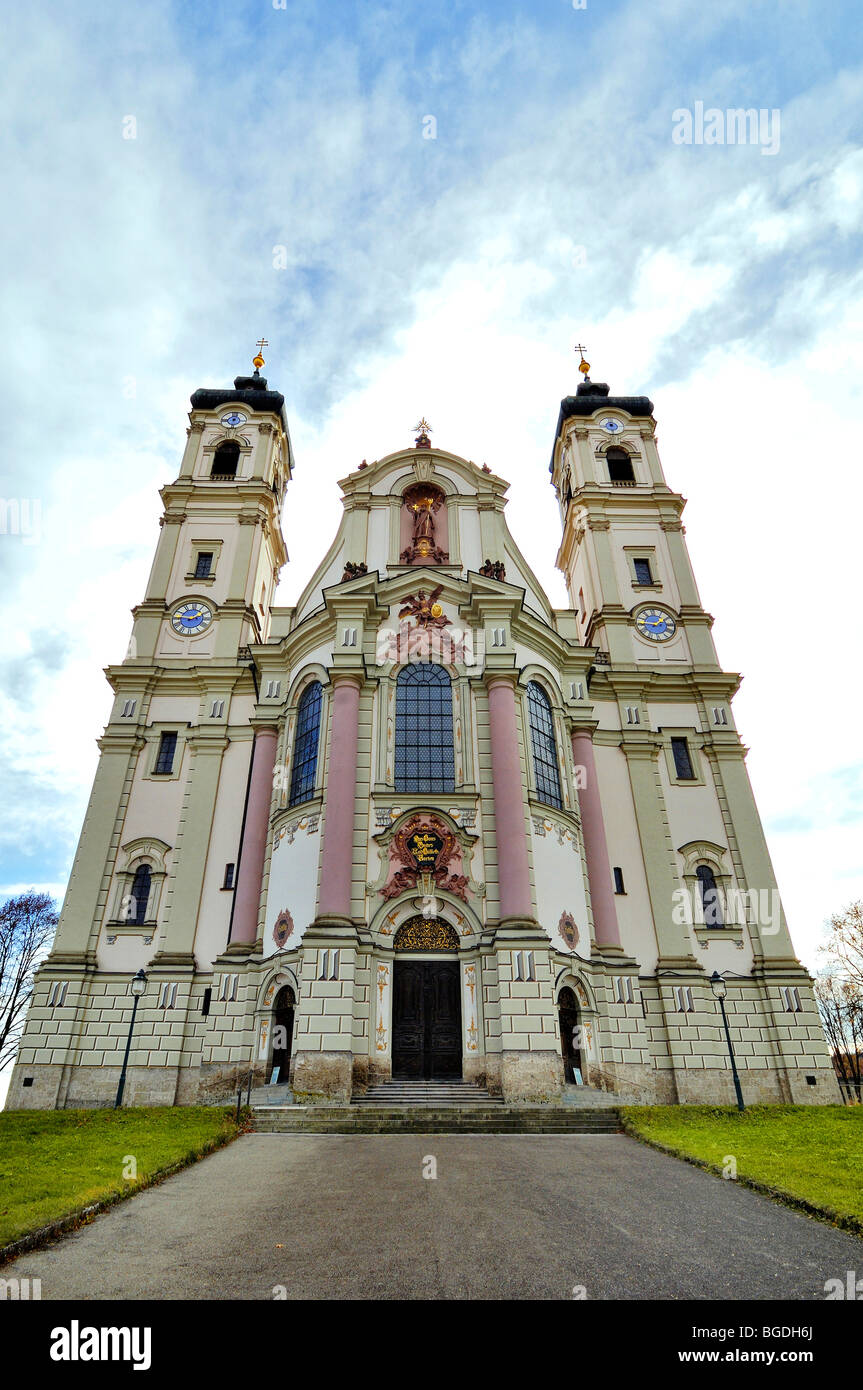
{"left": 392, "top": 960, "right": 462, "bottom": 1079}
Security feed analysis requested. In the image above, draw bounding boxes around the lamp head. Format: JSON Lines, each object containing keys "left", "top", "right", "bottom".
{"left": 709, "top": 970, "right": 727, "bottom": 1000}
{"left": 130, "top": 969, "right": 148, "bottom": 998}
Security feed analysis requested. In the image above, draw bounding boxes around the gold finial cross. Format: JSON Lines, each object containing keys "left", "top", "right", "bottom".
{"left": 253, "top": 337, "right": 269, "bottom": 370}
{"left": 575, "top": 343, "right": 590, "bottom": 377}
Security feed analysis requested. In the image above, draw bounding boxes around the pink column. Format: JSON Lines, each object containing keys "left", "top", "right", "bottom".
{"left": 486, "top": 675, "right": 533, "bottom": 921}
{"left": 317, "top": 673, "right": 362, "bottom": 920}
{"left": 231, "top": 727, "right": 278, "bottom": 946}
{"left": 571, "top": 728, "right": 622, "bottom": 950}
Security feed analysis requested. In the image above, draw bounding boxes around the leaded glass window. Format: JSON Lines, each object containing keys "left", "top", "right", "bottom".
{"left": 696, "top": 864, "right": 723, "bottom": 927}
{"left": 527, "top": 681, "right": 562, "bottom": 809}
{"left": 394, "top": 664, "right": 455, "bottom": 793}
{"left": 289, "top": 682, "right": 323, "bottom": 806}
{"left": 129, "top": 863, "right": 151, "bottom": 924}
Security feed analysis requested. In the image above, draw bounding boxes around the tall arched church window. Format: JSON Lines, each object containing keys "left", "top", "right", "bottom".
{"left": 289, "top": 682, "right": 323, "bottom": 806}
{"left": 129, "top": 863, "right": 151, "bottom": 924}
{"left": 527, "top": 681, "right": 563, "bottom": 809}
{"left": 696, "top": 864, "right": 724, "bottom": 927}
{"left": 211, "top": 440, "right": 240, "bottom": 478}
{"left": 394, "top": 663, "right": 455, "bottom": 793}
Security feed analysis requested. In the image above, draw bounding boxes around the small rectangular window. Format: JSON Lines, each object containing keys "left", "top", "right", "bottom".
{"left": 713, "top": 707, "right": 728, "bottom": 726}
{"left": 120, "top": 699, "right": 137, "bottom": 718}
{"left": 223, "top": 863, "right": 235, "bottom": 890}
{"left": 613, "top": 867, "right": 625, "bottom": 895}
{"left": 781, "top": 986, "right": 802, "bottom": 1013}
{"left": 48, "top": 981, "right": 68, "bottom": 1008}
{"left": 210, "top": 699, "right": 225, "bottom": 719}
{"left": 625, "top": 706, "right": 640, "bottom": 725}
{"left": 513, "top": 950, "right": 535, "bottom": 983}
{"left": 154, "top": 731, "right": 177, "bottom": 775}
{"left": 318, "top": 949, "right": 339, "bottom": 981}
{"left": 201, "top": 987, "right": 212, "bottom": 1017}
{"left": 265, "top": 680, "right": 281, "bottom": 699}
{"left": 633, "top": 558, "right": 653, "bottom": 585}
{"left": 159, "top": 982, "right": 177, "bottom": 1009}
{"left": 194, "top": 552, "right": 213, "bottom": 578}
{"left": 674, "top": 985, "right": 694, "bottom": 1013}
{"left": 671, "top": 737, "right": 695, "bottom": 781}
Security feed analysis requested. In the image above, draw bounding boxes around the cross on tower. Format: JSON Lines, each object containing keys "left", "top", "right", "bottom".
{"left": 575, "top": 343, "right": 590, "bottom": 377}
{"left": 253, "top": 338, "right": 269, "bottom": 370}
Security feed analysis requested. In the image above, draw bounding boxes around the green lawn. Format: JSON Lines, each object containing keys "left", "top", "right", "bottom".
{"left": 0, "top": 1107, "right": 239, "bottom": 1250}
{"left": 621, "top": 1105, "right": 863, "bottom": 1232}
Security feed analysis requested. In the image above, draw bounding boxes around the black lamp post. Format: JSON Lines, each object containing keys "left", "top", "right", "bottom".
{"left": 115, "top": 969, "right": 148, "bottom": 1109}
{"left": 710, "top": 970, "right": 745, "bottom": 1112}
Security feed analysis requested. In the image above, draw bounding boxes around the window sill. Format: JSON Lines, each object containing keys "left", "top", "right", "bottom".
{"left": 185, "top": 573, "right": 216, "bottom": 585}
{"left": 631, "top": 583, "right": 662, "bottom": 591}
{"left": 693, "top": 926, "right": 746, "bottom": 948}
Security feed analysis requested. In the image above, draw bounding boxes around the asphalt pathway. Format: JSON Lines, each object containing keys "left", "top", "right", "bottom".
{"left": 7, "top": 1133, "right": 860, "bottom": 1299}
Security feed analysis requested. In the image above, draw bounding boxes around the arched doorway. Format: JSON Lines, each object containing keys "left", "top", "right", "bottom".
{"left": 270, "top": 986, "right": 295, "bottom": 1082}
{"left": 558, "top": 986, "right": 583, "bottom": 1084}
{"left": 392, "top": 917, "right": 462, "bottom": 1079}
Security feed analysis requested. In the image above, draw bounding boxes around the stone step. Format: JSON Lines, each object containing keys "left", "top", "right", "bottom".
{"left": 250, "top": 1104, "right": 622, "bottom": 1135}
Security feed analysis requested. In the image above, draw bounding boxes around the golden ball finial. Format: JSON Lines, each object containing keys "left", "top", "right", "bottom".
{"left": 253, "top": 337, "right": 268, "bottom": 371}
{"left": 575, "top": 342, "right": 590, "bottom": 377}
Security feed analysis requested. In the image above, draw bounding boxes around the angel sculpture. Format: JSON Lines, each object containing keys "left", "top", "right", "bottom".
{"left": 398, "top": 585, "right": 450, "bottom": 629}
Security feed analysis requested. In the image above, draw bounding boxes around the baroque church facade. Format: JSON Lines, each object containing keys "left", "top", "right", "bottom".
{"left": 7, "top": 358, "right": 838, "bottom": 1109}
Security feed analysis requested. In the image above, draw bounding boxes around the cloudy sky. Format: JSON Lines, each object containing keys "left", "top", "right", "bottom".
{"left": 2, "top": 0, "right": 862, "bottom": 976}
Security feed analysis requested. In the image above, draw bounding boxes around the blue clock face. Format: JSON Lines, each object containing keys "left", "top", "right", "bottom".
{"left": 635, "top": 607, "right": 676, "bottom": 642}
{"left": 171, "top": 603, "right": 212, "bottom": 635}
{"left": 220, "top": 411, "right": 246, "bottom": 427}
{"left": 601, "top": 418, "right": 623, "bottom": 434}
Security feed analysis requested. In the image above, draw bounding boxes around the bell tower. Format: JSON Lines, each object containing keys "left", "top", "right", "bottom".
{"left": 551, "top": 354, "right": 716, "bottom": 669}
{"left": 129, "top": 346, "right": 292, "bottom": 666}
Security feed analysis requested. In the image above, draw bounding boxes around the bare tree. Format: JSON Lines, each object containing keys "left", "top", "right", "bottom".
{"left": 815, "top": 970, "right": 863, "bottom": 1103}
{"left": 821, "top": 900, "right": 863, "bottom": 992}
{"left": 0, "top": 891, "right": 58, "bottom": 1072}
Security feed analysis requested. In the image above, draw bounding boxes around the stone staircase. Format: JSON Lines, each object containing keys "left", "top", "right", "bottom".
{"left": 249, "top": 1078, "right": 622, "bottom": 1134}
{"left": 352, "top": 1079, "right": 503, "bottom": 1107}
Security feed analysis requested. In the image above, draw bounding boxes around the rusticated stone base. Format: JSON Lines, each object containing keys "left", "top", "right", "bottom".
{"left": 483, "top": 1055, "right": 503, "bottom": 1096}
{"left": 500, "top": 1051, "right": 563, "bottom": 1104}
{"left": 462, "top": 1054, "right": 487, "bottom": 1086}
{"left": 351, "top": 1054, "right": 371, "bottom": 1093}
{"left": 367, "top": 1057, "right": 392, "bottom": 1086}
{"left": 4, "top": 1061, "right": 63, "bottom": 1110}
{"left": 197, "top": 1061, "right": 267, "bottom": 1104}
{"left": 291, "top": 1050, "right": 353, "bottom": 1104}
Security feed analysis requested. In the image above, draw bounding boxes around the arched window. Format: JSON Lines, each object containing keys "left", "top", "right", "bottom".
{"left": 129, "top": 863, "right": 151, "bottom": 924}
{"left": 696, "top": 864, "right": 724, "bottom": 927}
{"left": 394, "top": 664, "right": 455, "bottom": 793}
{"left": 527, "top": 681, "right": 562, "bottom": 809}
{"left": 211, "top": 440, "right": 240, "bottom": 478}
{"left": 606, "top": 447, "right": 635, "bottom": 484}
{"left": 289, "top": 682, "right": 323, "bottom": 806}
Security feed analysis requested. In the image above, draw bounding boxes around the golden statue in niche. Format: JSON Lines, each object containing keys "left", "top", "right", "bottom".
{"left": 401, "top": 485, "right": 449, "bottom": 564}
